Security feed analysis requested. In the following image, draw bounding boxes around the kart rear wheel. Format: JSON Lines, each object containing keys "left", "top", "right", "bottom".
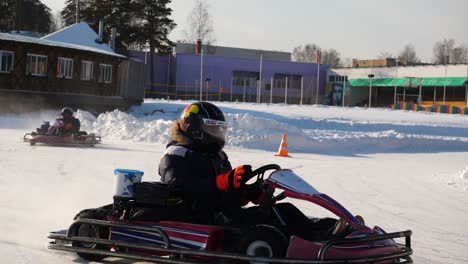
{"left": 239, "top": 225, "right": 288, "bottom": 264}
{"left": 71, "top": 209, "right": 109, "bottom": 261}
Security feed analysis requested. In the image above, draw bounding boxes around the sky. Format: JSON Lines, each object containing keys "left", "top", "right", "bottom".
{"left": 42, "top": 0, "right": 468, "bottom": 63}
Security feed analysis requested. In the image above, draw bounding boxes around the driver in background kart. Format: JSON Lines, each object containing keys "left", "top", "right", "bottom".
{"left": 58, "top": 107, "right": 81, "bottom": 136}
{"left": 159, "top": 102, "right": 263, "bottom": 225}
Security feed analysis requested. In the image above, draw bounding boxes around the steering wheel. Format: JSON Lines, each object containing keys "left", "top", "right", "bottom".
{"left": 241, "top": 164, "right": 282, "bottom": 187}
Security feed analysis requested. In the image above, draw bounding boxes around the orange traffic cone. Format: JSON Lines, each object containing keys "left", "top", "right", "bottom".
{"left": 275, "top": 133, "right": 291, "bottom": 157}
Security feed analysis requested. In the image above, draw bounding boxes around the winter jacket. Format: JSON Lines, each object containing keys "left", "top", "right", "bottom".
{"left": 58, "top": 117, "right": 81, "bottom": 136}
{"left": 158, "top": 122, "right": 244, "bottom": 223}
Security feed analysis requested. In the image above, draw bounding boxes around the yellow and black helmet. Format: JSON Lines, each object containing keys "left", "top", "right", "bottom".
{"left": 179, "top": 102, "right": 227, "bottom": 151}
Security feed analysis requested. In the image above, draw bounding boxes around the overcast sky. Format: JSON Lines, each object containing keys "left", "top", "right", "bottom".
{"left": 43, "top": 0, "right": 468, "bottom": 62}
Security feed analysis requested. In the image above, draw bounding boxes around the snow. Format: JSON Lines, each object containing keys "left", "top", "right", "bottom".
{"left": 1, "top": 100, "right": 468, "bottom": 263}
{"left": 42, "top": 22, "right": 125, "bottom": 58}
{"left": 0, "top": 23, "right": 125, "bottom": 59}
{"left": 78, "top": 100, "right": 468, "bottom": 155}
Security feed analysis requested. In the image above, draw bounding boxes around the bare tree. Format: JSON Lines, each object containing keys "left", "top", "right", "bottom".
{"left": 398, "top": 44, "right": 420, "bottom": 64}
{"left": 433, "top": 38, "right": 455, "bottom": 64}
{"left": 292, "top": 44, "right": 320, "bottom": 62}
{"left": 377, "top": 51, "right": 393, "bottom": 59}
{"left": 292, "top": 44, "right": 342, "bottom": 66}
{"left": 183, "top": 0, "right": 215, "bottom": 45}
{"left": 321, "top": 49, "right": 342, "bottom": 67}
{"left": 433, "top": 39, "right": 468, "bottom": 64}
{"left": 451, "top": 45, "right": 468, "bottom": 64}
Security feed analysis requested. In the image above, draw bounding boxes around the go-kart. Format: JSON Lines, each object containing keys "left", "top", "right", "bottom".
{"left": 23, "top": 120, "right": 101, "bottom": 146}
{"left": 47, "top": 165, "right": 412, "bottom": 263}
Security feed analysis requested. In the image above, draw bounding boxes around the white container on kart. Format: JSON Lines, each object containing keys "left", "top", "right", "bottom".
{"left": 113, "top": 169, "right": 144, "bottom": 198}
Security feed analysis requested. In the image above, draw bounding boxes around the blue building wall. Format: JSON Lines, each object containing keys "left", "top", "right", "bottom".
{"left": 131, "top": 51, "right": 329, "bottom": 104}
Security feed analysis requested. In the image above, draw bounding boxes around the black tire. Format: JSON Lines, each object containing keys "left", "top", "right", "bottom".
{"left": 71, "top": 209, "right": 109, "bottom": 261}
{"left": 29, "top": 141, "right": 36, "bottom": 146}
{"left": 239, "top": 225, "right": 288, "bottom": 263}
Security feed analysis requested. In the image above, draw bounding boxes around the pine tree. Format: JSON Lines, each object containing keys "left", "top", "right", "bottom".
{"left": 0, "top": 1, "right": 15, "bottom": 32}
{"left": 22, "top": 0, "right": 52, "bottom": 33}
{"left": 61, "top": 0, "right": 135, "bottom": 54}
{"left": 134, "top": 0, "right": 176, "bottom": 54}
{"left": 61, "top": 0, "right": 77, "bottom": 26}
{"left": 134, "top": 0, "right": 176, "bottom": 87}
{"left": 0, "top": 0, "right": 52, "bottom": 33}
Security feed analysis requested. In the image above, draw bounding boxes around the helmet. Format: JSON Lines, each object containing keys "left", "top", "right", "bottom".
{"left": 61, "top": 107, "right": 74, "bottom": 117}
{"left": 178, "top": 102, "right": 227, "bottom": 152}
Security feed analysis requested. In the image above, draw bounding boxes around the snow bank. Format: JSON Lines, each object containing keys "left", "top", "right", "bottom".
{"left": 3, "top": 100, "right": 468, "bottom": 154}
{"left": 75, "top": 100, "right": 468, "bottom": 155}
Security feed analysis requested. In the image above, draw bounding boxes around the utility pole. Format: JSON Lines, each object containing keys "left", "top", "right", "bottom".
{"left": 270, "top": 77, "right": 274, "bottom": 104}
{"left": 342, "top": 66, "right": 347, "bottom": 107}
{"left": 200, "top": 49, "right": 203, "bottom": 101}
{"left": 258, "top": 53, "right": 263, "bottom": 103}
{"left": 394, "top": 60, "right": 399, "bottom": 105}
{"left": 300, "top": 76, "right": 304, "bottom": 105}
{"left": 315, "top": 49, "right": 321, "bottom": 104}
{"left": 230, "top": 77, "right": 233, "bottom": 102}
{"left": 443, "top": 53, "right": 448, "bottom": 103}
{"left": 368, "top": 74, "right": 375, "bottom": 108}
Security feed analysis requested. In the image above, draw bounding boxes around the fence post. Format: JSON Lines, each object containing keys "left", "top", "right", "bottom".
{"left": 285, "top": 77, "right": 288, "bottom": 104}
{"left": 270, "top": 77, "right": 274, "bottom": 104}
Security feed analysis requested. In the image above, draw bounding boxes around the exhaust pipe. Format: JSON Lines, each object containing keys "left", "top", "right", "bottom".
{"left": 96, "top": 20, "right": 104, "bottom": 43}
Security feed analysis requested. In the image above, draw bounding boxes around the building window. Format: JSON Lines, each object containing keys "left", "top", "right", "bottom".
{"left": 99, "top": 64, "right": 112, "bottom": 83}
{"left": 273, "top": 74, "right": 302, "bottom": 89}
{"left": 57, "top": 57, "right": 73, "bottom": 79}
{"left": 0, "top": 50, "right": 14, "bottom": 73}
{"left": 81, "top": 61, "right": 94, "bottom": 80}
{"left": 26, "top": 54, "right": 47, "bottom": 76}
{"left": 329, "top": 75, "right": 348, "bottom": 82}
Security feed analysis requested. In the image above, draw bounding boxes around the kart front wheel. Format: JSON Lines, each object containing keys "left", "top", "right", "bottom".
{"left": 71, "top": 209, "right": 109, "bottom": 261}
{"left": 239, "top": 225, "right": 288, "bottom": 263}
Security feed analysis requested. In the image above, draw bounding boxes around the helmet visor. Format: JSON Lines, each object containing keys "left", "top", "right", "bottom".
{"left": 202, "top": 118, "right": 228, "bottom": 141}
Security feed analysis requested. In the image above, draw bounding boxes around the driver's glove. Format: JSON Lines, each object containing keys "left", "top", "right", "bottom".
{"left": 216, "top": 165, "right": 252, "bottom": 192}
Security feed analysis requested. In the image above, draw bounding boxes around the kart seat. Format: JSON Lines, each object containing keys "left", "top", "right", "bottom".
{"left": 134, "top": 182, "right": 183, "bottom": 207}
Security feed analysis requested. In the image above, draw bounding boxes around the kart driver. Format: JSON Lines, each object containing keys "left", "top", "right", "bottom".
{"left": 58, "top": 107, "right": 81, "bottom": 136}
{"left": 159, "top": 102, "right": 262, "bottom": 224}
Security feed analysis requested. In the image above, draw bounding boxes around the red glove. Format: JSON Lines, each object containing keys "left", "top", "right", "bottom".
{"left": 216, "top": 165, "right": 252, "bottom": 192}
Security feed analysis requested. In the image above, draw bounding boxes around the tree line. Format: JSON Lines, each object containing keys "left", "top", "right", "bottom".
{"left": 61, "top": 0, "right": 176, "bottom": 55}
{"left": 294, "top": 39, "right": 468, "bottom": 67}
{"left": 0, "top": 0, "right": 176, "bottom": 56}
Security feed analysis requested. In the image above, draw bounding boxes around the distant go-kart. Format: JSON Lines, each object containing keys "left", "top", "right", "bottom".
{"left": 47, "top": 165, "right": 412, "bottom": 263}
{"left": 23, "top": 120, "right": 101, "bottom": 146}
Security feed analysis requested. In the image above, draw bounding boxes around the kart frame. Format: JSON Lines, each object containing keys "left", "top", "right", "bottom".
{"left": 48, "top": 218, "right": 413, "bottom": 264}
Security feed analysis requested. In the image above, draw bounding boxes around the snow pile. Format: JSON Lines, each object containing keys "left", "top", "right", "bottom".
{"left": 4, "top": 100, "right": 468, "bottom": 154}
{"left": 72, "top": 100, "right": 468, "bottom": 154}
{"left": 79, "top": 109, "right": 173, "bottom": 143}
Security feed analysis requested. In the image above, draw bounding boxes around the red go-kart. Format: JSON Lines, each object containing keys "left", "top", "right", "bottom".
{"left": 48, "top": 165, "right": 412, "bottom": 263}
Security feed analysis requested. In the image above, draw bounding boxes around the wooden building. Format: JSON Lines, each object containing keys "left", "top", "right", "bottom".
{"left": 0, "top": 23, "right": 144, "bottom": 112}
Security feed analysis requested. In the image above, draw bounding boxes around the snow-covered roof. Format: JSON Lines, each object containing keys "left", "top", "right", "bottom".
{"left": 0, "top": 23, "right": 126, "bottom": 58}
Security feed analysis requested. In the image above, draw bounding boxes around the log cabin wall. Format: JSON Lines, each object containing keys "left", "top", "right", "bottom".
{"left": 0, "top": 39, "right": 122, "bottom": 96}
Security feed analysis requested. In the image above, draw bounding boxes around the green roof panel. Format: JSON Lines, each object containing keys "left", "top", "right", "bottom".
{"left": 348, "top": 77, "right": 467, "bottom": 88}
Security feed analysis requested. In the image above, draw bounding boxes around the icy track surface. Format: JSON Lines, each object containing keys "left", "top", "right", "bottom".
{"left": 0, "top": 100, "right": 468, "bottom": 263}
